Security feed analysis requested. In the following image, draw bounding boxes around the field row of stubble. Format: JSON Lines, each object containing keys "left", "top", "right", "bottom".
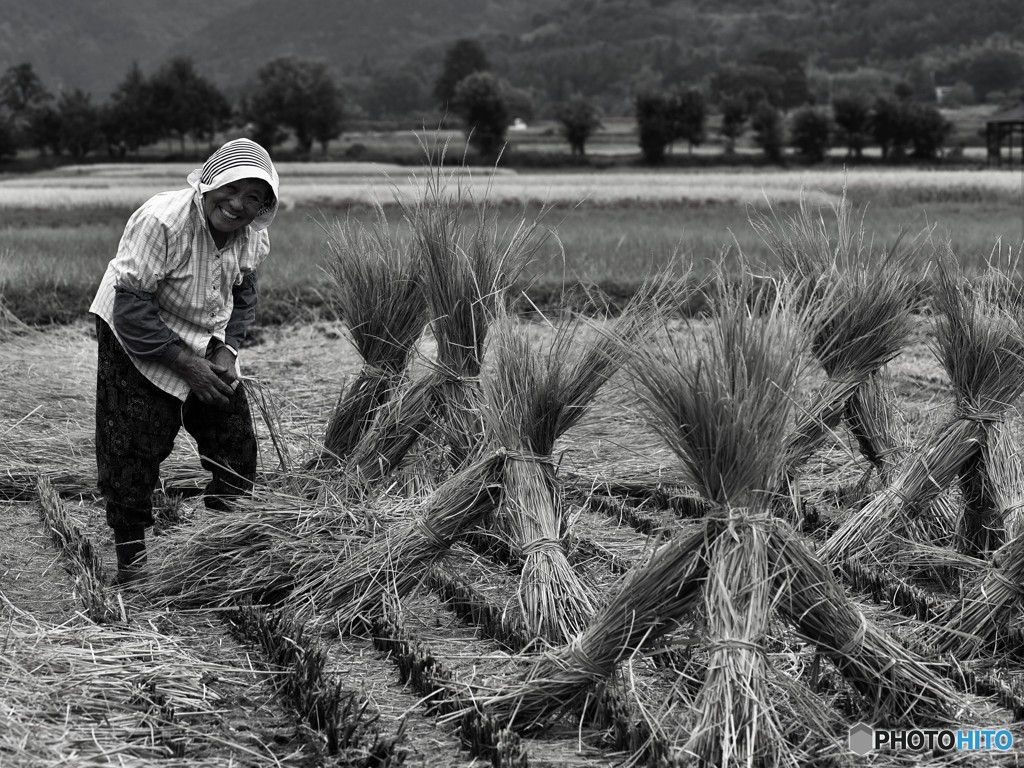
{"left": 1, "top": 161, "right": 1023, "bottom": 325}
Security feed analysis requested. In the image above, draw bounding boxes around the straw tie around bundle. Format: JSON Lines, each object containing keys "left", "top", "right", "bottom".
{"left": 684, "top": 511, "right": 782, "bottom": 768}
{"left": 476, "top": 302, "right": 658, "bottom": 644}
{"left": 502, "top": 453, "right": 596, "bottom": 642}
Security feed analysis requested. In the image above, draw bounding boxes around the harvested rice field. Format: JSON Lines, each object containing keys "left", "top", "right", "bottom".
{"left": 2, "top": 301, "right": 1023, "bottom": 767}
{"left": 5, "top": 173, "right": 1024, "bottom": 767}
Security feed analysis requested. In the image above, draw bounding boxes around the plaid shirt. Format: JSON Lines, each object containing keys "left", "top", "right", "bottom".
{"left": 90, "top": 188, "right": 270, "bottom": 400}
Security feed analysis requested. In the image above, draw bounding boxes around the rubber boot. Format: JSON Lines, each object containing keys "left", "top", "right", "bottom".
{"left": 112, "top": 525, "right": 147, "bottom": 586}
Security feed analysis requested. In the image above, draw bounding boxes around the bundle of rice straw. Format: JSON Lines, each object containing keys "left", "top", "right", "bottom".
{"left": 683, "top": 513, "right": 783, "bottom": 767}
{"left": 936, "top": 411, "right": 1024, "bottom": 656}
{"left": 821, "top": 250, "right": 1024, "bottom": 565}
{"left": 768, "top": 521, "right": 959, "bottom": 724}
{"left": 485, "top": 273, "right": 804, "bottom": 762}
{"left": 145, "top": 501, "right": 363, "bottom": 609}
{"left": 481, "top": 526, "right": 709, "bottom": 731}
{"left": 751, "top": 192, "right": 921, "bottom": 492}
{"left": 36, "top": 475, "right": 119, "bottom": 623}
{"left": 478, "top": 299, "right": 656, "bottom": 642}
{"left": 345, "top": 156, "right": 545, "bottom": 486}
{"left": 936, "top": 525, "right": 1024, "bottom": 657}
{"left": 288, "top": 450, "right": 506, "bottom": 631}
{"left": 312, "top": 205, "right": 428, "bottom": 468}
{"left": 843, "top": 368, "right": 911, "bottom": 483}
{"left": 482, "top": 272, "right": 957, "bottom": 750}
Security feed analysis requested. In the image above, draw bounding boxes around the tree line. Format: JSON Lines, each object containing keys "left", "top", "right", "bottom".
{"left": 0, "top": 57, "right": 342, "bottom": 161}
{"left": 0, "top": 39, "right": 967, "bottom": 164}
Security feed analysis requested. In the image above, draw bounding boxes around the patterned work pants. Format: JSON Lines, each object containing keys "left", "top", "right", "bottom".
{"left": 94, "top": 318, "right": 257, "bottom": 529}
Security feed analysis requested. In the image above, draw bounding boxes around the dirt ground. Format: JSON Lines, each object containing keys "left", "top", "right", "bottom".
{"left": 2, "top": 317, "right": 1022, "bottom": 767}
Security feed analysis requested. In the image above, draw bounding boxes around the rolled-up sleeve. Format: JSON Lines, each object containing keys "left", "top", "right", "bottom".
{"left": 109, "top": 209, "right": 185, "bottom": 362}
{"left": 112, "top": 287, "right": 182, "bottom": 362}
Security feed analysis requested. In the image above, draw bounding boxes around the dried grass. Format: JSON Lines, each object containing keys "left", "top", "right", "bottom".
{"left": 35, "top": 475, "right": 120, "bottom": 622}
{"left": 683, "top": 516, "right": 783, "bottom": 767}
{"left": 768, "top": 521, "right": 960, "bottom": 725}
{"left": 0, "top": 602, "right": 275, "bottom": 766}
{"left": 754, "top": 191, "right": 921, "bottom": 491}
{"left": 822, "top": 250, "right": 1024, "bottom": 564}
{"left": 144, "top": 500, "right": 358, "bottom": 609}
{"left": 343, "top": 146, "right": 549, "bottom": 485}
{"left": 315, "top": 204, "right": 429, "bottom": 466}
{"left": 482, "top": 527, "right": 708, "bottom": 730}
{"left": 287, "top": 451, "right": 505, "bottom": 632}
{"left": 477, "top": 300, "right": 657, "bottom": 643}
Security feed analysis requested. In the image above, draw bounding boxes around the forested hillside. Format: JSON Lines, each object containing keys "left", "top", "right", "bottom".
{"left": 1, "top": 0, "right": 1022, "bottom": 116}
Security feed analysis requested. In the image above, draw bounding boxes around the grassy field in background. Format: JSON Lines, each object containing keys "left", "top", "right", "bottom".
{"left": 2, "top": 161, "right": 1024, "bottom": 325}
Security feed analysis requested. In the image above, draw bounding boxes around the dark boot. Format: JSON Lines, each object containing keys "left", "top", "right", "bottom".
{"left": 112, "top": 526, "right": 147, "bottom": 586}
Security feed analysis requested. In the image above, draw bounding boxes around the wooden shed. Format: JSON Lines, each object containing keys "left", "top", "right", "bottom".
{"left": 986, "top": 105, "right": 1024, "bottom": 166}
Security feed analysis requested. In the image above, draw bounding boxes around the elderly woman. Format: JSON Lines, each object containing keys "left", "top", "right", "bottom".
{"left": 89, "top": 138, "right": 280, "bottom": 585}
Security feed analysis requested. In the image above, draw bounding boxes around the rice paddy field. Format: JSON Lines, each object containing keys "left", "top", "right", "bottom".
{"left": 4, "top": 158, "right": 1024, "bottom": 767}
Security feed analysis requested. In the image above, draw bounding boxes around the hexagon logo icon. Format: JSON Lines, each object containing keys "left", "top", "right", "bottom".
{"left": 849, "top": 722, "right": 874, "bottom": 755}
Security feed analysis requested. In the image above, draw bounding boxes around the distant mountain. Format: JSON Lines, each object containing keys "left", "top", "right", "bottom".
{"left": 3, "top": 0, "right": 1022, "bottom": 110}
{"left": 0, "top": 0, "right": 556, "bottom": 97}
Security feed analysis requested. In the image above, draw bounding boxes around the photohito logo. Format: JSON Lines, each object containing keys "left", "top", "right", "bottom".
{"left": 849, "top": 723, "right": 1014, "bottom": 756}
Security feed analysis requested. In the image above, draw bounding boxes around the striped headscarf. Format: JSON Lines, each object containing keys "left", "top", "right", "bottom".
{"left": 187, "top": 138, "right": 280, "bottom": 231}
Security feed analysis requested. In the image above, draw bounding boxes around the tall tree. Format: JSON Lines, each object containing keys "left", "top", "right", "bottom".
{"left": 149, "top": 57, "right": 230, "bottom": 154}
{"left": 452, "top": 71, "right": 508, "bottom": 157}
{"left": 57, "top": 89, "right": 101, "bottom": 159}
{"left": 0, "top": 62, "right": 52, "bottom": 149}
{"left": 790, "top": 106, "right": 831, "bottom": 162}
{"left": 310, "top": 76, "right": 345, "bottom": 155}
{"left": 102, "top": 62, "right": 161, "bottom": 158}
{"left": 906, "top": 104, "right": 952, "bottom": 159}
{"left": 871, "top": 97, "right": 912, "bottom": 160}
{"left": 26, "top": 105, "right": 61, "bottom": 156}
{"left": 556, "top": 96, "right": 603, "bottom": 156}
{"left": 750, "top": 101, "right": 784, "bottom": 162}
{"left": 244, "top": 57, "right": 344, "bottom": 155}
{"left": 0, "top": 62, "right": 51, "bottom": 115}
{"left": 635, "top": 91, "right": 676, "bottom": 163}
{"left": 673, "top": 88, "right": 706, "bottom": 153}
{"left": 719, "top": 97, "right": 748, "bottom": 154}
{"left": 832, "top": 94, "right": 871, "bottom": 159}
{"left": 434, "top": 39, "right": 490, "bottom": 110}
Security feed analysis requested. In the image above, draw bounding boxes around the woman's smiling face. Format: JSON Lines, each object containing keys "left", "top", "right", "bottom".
{"left": 203, "top": 178, "right": 271, "bottom": 235}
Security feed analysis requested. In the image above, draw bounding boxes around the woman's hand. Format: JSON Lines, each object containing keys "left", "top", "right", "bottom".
{"left": 170, "top": 349, "right": 236, "bottom": 408}
{"left": 207, "top": 345, "right": 239, "bottom": 387}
